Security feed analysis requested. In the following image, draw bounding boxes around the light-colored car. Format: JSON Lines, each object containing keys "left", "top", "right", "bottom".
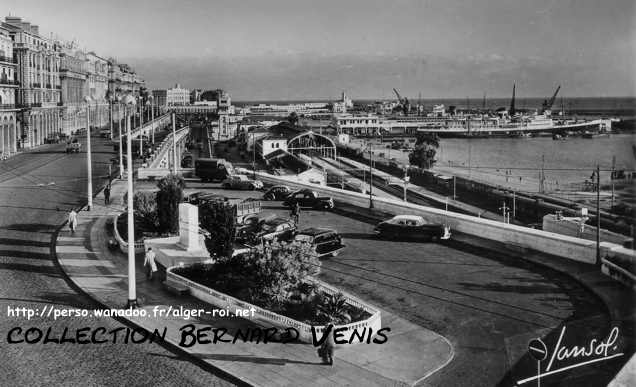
{"left": 222, "top": 174, "right": 264, "bottom": 190}
{"left": 65, "top": 139, "right": 81, "bottom": 153}
{"left": 374, "top": 215, "right": 451, "bottom": 242}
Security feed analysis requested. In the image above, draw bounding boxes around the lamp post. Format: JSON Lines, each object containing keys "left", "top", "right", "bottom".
{"left": 252, "top": 132, "right": 256, "bottom": 180}
{"left": 368, "top": 144, "right": 374, "bottom": 209}
{"left": 84, "top": 95, "right": 94, "bottom": 211}
{"left": 172, "top": 111, "right": 178, "bottom": 174}
{"left": 148, "top": 95, "right": 155, "bottom": 145}
{"left": 123, "top": 94, "right": 138, "bottom": 309}
{"left": 116, "top": 95, "right": 124, "bottom": 179}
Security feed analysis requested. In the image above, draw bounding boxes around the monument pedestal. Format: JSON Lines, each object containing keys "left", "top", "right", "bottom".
{"left": 144, "top": 203, "right": 210, "bottom": 269}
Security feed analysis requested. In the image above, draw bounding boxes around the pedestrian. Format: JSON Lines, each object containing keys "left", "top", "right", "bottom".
{"left": 144, "top": 247, "right": 157, "bottom": 280}
{"left": 293, "top": 202, "right": 301, "bottom": 224}
{"left": 68, "top": 209, "right": 78, "bottom": 234}
{"left": 319, "top": 324, "right": 336, "bottom": 366}
{"left": 104, "top": 184, "right": 111, "bottom": 205}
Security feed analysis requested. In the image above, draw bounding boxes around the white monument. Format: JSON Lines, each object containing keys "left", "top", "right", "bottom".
{"left": 177, "top": 203, "right": 203, "bottom": 251}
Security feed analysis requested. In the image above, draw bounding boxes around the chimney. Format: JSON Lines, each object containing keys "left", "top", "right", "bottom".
{"left": 30, "top": 25, "right": 39, "bottom": 35}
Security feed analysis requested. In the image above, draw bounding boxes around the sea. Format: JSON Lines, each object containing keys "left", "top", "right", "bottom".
{"left": 362, "top": 134, "right": 636, "bottom": 194}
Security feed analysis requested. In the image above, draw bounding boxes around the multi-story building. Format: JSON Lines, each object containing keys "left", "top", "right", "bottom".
{"left": 85, "top": 52, "right": 109, "bottom": 128}
{"left": 166, "top": 84, "right": 188, "bottom": 106}
{"left": 332, "top": 113, "right": 384, "bottom": 136}
{"left": 58, "top": 41, "right": 87, "bottom": 134}
{"left": 190, "top": 88, "right": 202, "bottom": 104}
{"left": 0, "top": 24, "right": 18, "bottom": 157}
{"left": 3, "top": 16, "right": 63, "bottom": 148}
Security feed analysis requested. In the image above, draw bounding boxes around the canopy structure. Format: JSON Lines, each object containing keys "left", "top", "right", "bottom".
{"left": 287, "top": 130, "right": 336, "bottom": 159}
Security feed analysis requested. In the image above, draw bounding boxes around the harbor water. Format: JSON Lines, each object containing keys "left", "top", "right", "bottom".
{"left": 356, "top": 134, "right": 635, "bottom": 196}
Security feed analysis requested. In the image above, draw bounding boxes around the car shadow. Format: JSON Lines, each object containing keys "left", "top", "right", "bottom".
{"left": 191, "top": 353, "right": 318, "bottom": 365}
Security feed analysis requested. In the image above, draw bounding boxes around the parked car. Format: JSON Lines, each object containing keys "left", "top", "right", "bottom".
{"left": 99, "top": 128, "right": 111, "bottom": 138}
{"left": 240, "top": 217, "right": 296, "bottom": 245}
{"left": 45, "top": 134, "right": 60, "bottom": 144}
{"left": 65, "top": 138, "right": 81, "bottom": 153}
{"left": 262, "top": 185, "right": 292, "bottom": 201}
{"left": 373, "top": 215, "right": 451, "bottom": 242}
{"left": 293, "top": 228, "right": 345, "bottom": 258}
{"left": 222, "top": 175, "right": 264, "bottom": 190}
{"left": 282, "top": 189, "right": 334, "bottom": 210}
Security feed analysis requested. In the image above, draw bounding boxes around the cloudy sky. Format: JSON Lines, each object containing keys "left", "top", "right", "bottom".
{"left": 5, "top": 0, "right": 635, "bottom": 100}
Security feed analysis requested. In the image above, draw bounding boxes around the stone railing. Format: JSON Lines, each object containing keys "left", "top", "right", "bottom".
{"left": 166, "top": 265, "right": 382, "bottom": 344}
{"left": 254, "top": 171, "right": 627, "bottom": 266}
{"left": 111, "top": 213, "right": 146, "bottom": 254}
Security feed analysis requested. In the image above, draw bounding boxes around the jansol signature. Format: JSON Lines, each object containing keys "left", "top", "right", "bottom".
{"left": 517, "top": 326, "right": 623, "bottom": 385}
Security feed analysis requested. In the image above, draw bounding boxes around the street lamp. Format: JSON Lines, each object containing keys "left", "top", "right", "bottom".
{"left": 116, "top": 94, "right": 124, "bottom": 179}
{"left": 84, "top": 95, "right": 94, "bottom": 211}
{"left": 148, "top": 95, "right": 155, "bottom": 145}
{"left": 123, "top": 93, "right": 138, "bottom": 309}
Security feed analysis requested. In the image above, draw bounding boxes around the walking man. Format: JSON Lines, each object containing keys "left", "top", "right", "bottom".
{"left": 319, "top": 324, "right": 336, "bottom": 366}
{"left": 291, "top": 201, "right": 301, "bottom": 224}
{"left": 144, "top": 247, "right": 157, "bottom": 280}
{"left": 68, "top": 209, "right": 78, "bottom": 234}
{"left": 104, "top": 184, "right": 111, "bottom": 205}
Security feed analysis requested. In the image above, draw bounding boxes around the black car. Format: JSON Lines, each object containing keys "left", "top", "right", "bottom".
{"left": 283, "top": 189, "right": 334, "bottom": 210}
{"left": 293, "top": 228, "right": 345, "bottom": 258}
{"left": 373, "top": 215, "right": 451, "bottom": 242}
{"left": 263, "top": 185, "right": 292, "bottom": 201}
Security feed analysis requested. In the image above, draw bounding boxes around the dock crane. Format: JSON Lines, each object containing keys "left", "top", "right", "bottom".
{"left": 393, "top": 88, "right": 411, "bottom": 115}
{"left": 541, "top": 85, "right": 561, "bottom": 114}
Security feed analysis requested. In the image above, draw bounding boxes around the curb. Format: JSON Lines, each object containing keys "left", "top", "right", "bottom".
{"left": 50, "top": 182, "right": 252, "bottom": 387}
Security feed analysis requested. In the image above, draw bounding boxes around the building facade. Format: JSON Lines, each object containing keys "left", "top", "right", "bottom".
{"left": 4, "top": 16, "right": 63, "bottom": 148}
{"left": 58, "top": 41, "right": 87, "bottom": 134}
{"left": 1, "top": 15, "right": 145, "bottom": 147}
{"left": 0, "top": 24, "right": 18, "bottom": 157}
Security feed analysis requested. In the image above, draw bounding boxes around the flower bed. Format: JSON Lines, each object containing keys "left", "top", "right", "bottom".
{"left": 167, "top": 263, "right": 382, "bottom": 344}
{"left": 173, "top": 262, "right": 371, "bottom": 325}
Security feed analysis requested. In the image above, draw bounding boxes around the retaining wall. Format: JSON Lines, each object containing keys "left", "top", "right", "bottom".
{"left": 254, "top": 172, "right": 626, "bottom": 265}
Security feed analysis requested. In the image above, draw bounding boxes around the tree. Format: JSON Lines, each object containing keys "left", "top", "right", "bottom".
{"left": 408, "top": 133, "right": 440, "bottom": 169}
{"left": 133, "top": 191, "right": 159, "bottom": 233}
{"left": 233, "top": 241, "right": 320, "bottom": 309}
{"left": 199, "top": 200, "right": 237, "bottom": 258}
{"left": 317, "top": 292, "right": 351, "bottom": 324}
{"left": 156, "top": 174, "right": 185, "bottom": 234}
{"left": 287, "top": 112, "right": 299, "bottom": 126}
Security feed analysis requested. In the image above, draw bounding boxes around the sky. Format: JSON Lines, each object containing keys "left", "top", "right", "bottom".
{"left": 4, "top": 0, "right": 636, "bottom": 100}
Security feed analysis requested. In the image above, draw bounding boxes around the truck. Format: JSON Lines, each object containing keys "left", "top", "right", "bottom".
{"left": 282, "top": 189, "right": 335, "bottom": 210}
{"left": 195, "top": 158, "right": 232, "bottom": 182}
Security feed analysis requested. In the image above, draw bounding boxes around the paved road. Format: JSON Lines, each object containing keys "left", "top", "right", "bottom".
{"left": 186, "top": 183, "right": 616, "bottom": 386}
{"left": 0, "top": 138, "right": 235, "bottom": 386}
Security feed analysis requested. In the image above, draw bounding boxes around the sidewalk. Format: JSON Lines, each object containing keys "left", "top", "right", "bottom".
{"left": 54, "top": 179, "right": 453, "bottom": 387}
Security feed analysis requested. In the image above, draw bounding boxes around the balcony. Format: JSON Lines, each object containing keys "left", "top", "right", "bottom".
{"left": 46, "top": 83, "right": 52, "bottom": 89}
{"left": 0, "top": 79, "right": 19, "bottom": 87}
{"left": 33, "top": 82, "right": 41, "bottom": 88}
{"left": 55, "top": 85, "right": 61, "bottom": 89}
{"left": 0, "top": 103, "right": 16, "bottom": 110}
{"left": 16, "top": 102, "right": 42, "bottom": 108}
{"left": 0, "top": 55, "right": 16, "bottom": 64}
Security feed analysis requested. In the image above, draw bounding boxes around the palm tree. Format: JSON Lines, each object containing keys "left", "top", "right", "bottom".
{"left": 317, "top": 292, "right": 351, "bottom": 324}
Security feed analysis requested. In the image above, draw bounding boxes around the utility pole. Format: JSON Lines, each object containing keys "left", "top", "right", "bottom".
{"left": 512, "top": 190, "right": 516, "bottom": 220}
{"left": 499, "top": 201, "right": 509, "bottom": 223}
{"left": 172, "top": 112, "right": 177, "bottom": 174}
{"left": 85, "top": 98, "right": 93, "bottom": 211}
{"left": 596, "top": 164, "right": 601, "bottom": 264}
{"left": 252, "top": 132, "right": 256, "bottom": 180}
{"left": 124, "top": 95, "right": 138, "bottom": 309}
{"left": 403, "top": 166, "right": 408, "bottom": 202}
{"left": 369, "top": 144, "right": 374, "bottom": 209}
{"left": 540, "top": 154, "right": 545, "bottom": 193}
{"left": 453, "top": 175, "right": 456, "bottom": 200}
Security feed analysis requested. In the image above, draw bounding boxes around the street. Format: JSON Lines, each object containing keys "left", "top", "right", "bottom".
{"left": 183, "top": 182, "right": 618, "bottom": 386}
{"left": 0, "top": 137, "right": 235, "bottom": 386}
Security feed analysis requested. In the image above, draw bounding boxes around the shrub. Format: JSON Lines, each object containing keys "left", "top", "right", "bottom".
{"left": 156, "top": 174, "right": 185, "bottom": 234}
{"left": 133, "top": 191, "right": 159, "bottom": 233}
{"left": 199, "top": 200, "right": 237, "bottom": 258}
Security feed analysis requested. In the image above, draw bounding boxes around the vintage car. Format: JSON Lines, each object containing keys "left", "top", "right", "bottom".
{"left": 65, "top": 138, "right": 81, "bottom": 153}
{"left": 282, "top": 189, "right": 334, "bottom": 210}
{"left": 293, "top": 228, "right": 345, "bottom": 258}
{"left": 221, "top": 174, "right": 264, "bottom": 190}
{"left": 373, "top": 215, "right": 451, "bottom": 242}
{"left": 262, "top": 185, "right": 292, "bottom": 201}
